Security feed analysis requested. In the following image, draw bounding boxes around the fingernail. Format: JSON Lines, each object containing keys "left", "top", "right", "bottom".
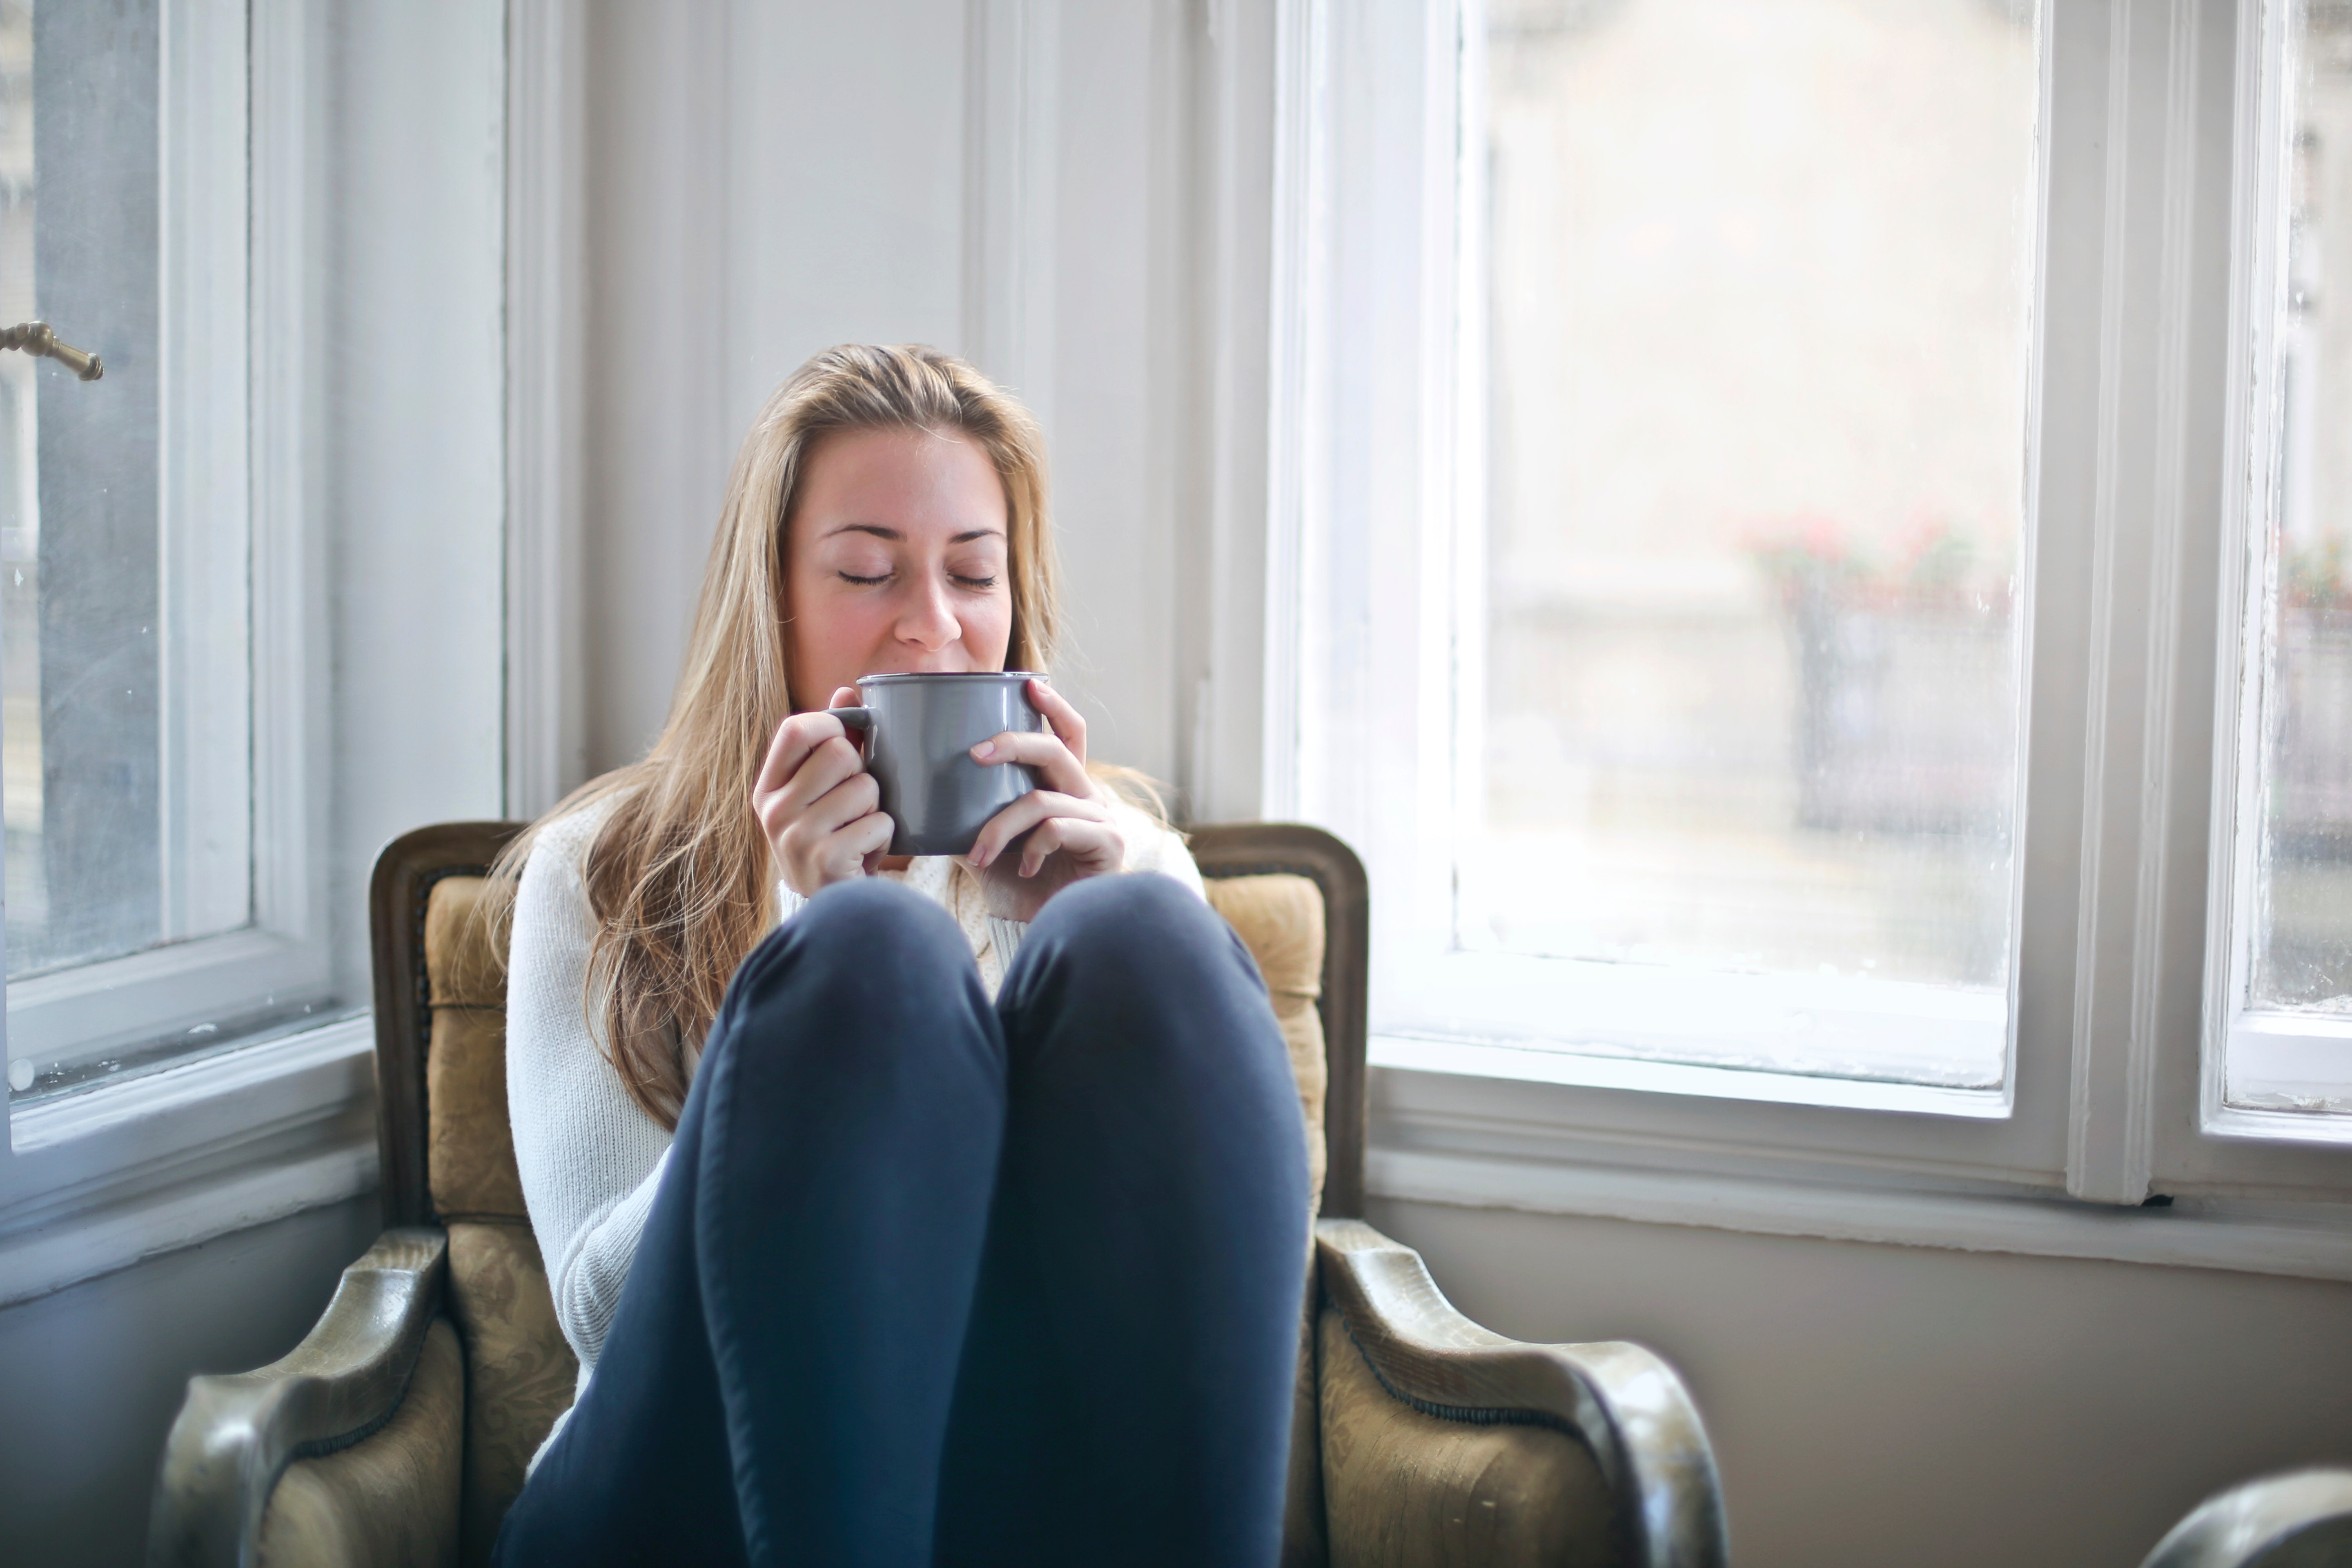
{"left": 970, "top": 740, "right": 996, "bottom": 761}
{"left": 972, "top": 844, "right": 991, "bottom": 867}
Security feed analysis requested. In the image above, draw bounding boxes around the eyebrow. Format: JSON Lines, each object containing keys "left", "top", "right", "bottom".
{"left": 824, "top": 523, "right": 1005, "bottom": 545}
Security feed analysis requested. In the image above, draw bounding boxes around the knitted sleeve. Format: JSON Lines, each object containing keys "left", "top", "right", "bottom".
{"left": 505, "top": 801, "right": 675, "bottom": 1375}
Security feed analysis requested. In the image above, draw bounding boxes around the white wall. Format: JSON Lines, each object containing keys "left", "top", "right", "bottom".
{"left": 574, "top": 0, "right": 1201, "bottom": 792}
{"left": 1375, "top": 1196, "right": 2352, "bottom": 1568}
{"left": 0, "top": 1198, "right": 379, "bottom": 1567}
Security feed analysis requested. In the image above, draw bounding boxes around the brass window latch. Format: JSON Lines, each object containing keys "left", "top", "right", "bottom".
{"left": 0, "top": 322, "right": 102, "bottom": 382}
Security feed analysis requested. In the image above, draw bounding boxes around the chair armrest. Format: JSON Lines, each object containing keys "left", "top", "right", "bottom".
{"left": 2142, "top": 1469, "right": 2352, "bottom": 1568}
{"left": 1316, "top": 1218, "right": 1728, "bottom": 1568}
{"left": 148, "top": 1227, "right": 448, "bottom": 1568}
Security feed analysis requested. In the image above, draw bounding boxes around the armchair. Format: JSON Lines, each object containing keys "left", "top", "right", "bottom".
{"left": 150, "top": 820, "right": 1728, "bottom": 1566}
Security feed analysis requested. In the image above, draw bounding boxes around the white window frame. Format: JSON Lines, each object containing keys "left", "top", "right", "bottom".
{"left": 2200, "top": 0, "right": 2352, "bottom": 1149}
{"left": 3, "top": 0, "right": 333, "bottom": 1082}
{"left": 1272, "top": 0, "right": 2352, "bottom": 1248}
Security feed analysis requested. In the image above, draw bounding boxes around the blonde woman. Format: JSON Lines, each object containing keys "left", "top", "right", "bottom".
{"left": 490, "top": 345, "right": 1307, "bottom": 1568}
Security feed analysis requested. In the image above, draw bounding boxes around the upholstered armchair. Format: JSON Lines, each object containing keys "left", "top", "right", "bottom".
{"left": 150, "top": 821, "right": 1728, "bottom": 1567}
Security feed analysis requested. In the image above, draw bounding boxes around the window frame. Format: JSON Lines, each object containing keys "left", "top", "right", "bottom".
{"left": 2200, "top": 0, "right": 2352, "bottom": 1152}
{"left": 4, "top": 0, "right": 334, "bottom": 1086}
{"left": 1272, "top": 0, "right": 2352, "bottom": 1223}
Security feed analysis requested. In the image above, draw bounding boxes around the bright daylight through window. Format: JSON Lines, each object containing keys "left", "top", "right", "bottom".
{"left": 2225, "top": 0, "right": 2352, "bottom": 1117}
{"left": 1370, "top": 0, "right": 2039, "bottom": 1094}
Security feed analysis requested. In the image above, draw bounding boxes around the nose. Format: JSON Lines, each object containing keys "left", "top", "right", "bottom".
{"left": 893, "top": 575, "right": 961, "bottom": 655}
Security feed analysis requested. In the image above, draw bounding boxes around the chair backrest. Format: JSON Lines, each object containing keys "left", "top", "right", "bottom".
{"left": 368, "top": 818, "right": 1372, "bottom": 1231}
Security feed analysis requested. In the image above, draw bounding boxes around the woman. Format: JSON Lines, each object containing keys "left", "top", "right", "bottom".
{"left": 489, "top": 345, "right": 1308, "bottom": 1568}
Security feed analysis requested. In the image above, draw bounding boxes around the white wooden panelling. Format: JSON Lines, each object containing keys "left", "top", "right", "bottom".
{"left": 158, "top": 0, "right": 254, "bottom": 942}
{"left": 963, "top": 0, "right": 1062, "bottom": 437}
{"left": 506, "top": 0, "right": 588, "bottom": 820}
{"left": 2066, "top": 0, "right": 2214, "bottom": 1205}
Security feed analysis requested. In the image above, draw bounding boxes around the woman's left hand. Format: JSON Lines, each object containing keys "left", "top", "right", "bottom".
{"left": 964, "top": 678, "right": 1125, "bottom": 922}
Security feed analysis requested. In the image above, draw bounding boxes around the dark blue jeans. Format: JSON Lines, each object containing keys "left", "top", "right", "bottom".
{"left": 492, "top": 873, "right": 1310, "bottom": 1568}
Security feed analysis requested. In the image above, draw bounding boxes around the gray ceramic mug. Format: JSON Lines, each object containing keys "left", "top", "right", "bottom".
{"left": 831, "top": 671, "right": 1049, "bottom": 855}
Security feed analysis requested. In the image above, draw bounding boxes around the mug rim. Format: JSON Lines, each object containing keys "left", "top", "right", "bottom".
{"left": 854, "top": 669, "right": 1041, "bottom": 686}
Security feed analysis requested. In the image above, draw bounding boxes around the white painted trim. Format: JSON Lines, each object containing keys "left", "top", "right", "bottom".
{"left": 2202, "top": 0, "right": 2281, "bottom": 1149}
{"left": 1258, "top": 0, "right": 1325, "bottom": 823}
{"left": 7, "top": 928, "right": 336, "bottom": 1065}
{"left": 0, "top": 1018, "right": 376, "bottom": 1307}
{"left": 504, "top": 0, "right": 588, "bottom": 821}
{"left": 249, "top": 0, "right": 330, "bottom": 959}
{"left": 1375, "top": 1036, "right": 2010, "bottom": 1121}
{"left": 962, "top": 0, "right": 1062, "bottom": 437}
{"left": 1372, "top": 1145, "right": 2352, "bottom": 1285}
{"left": 2066, "top": 0, "right": 2209, "bottom": 1205}
{"left": 1180, "top": 0, "right": 1279, "bottom": 824}
{"left": 157, "top": 0, "right": 254, "bottom": 943}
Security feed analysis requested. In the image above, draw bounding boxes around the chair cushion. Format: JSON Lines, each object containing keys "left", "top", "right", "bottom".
{"left": 1316, "top": 1306, "right": 1613, "bottom": 1568}
{"left": 1203, "top": 873, "right": 1331, "bottom": 1214}
{"left": 258, "top": 1316, "right": 464, "bottom": 1568}
{"left": 444, "top": 1220, "right": 579, "bottom": 1567}
{"left": 426, "top": 878, "right": 527, "bottom": 1222}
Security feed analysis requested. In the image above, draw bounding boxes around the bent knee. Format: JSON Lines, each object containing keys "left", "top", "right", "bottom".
{"left": 1027, "top": 873, "right": 1244, "bottom": 984}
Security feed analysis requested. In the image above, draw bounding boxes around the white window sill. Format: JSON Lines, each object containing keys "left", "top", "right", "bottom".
{"left": 1373, "top": 1033, "right": 2011, "bottom": 1120}
{"left": 0, "top": 1017, "right": 378, "bottom": 1308}
{"left": 1370, "top": 1056, "right": 2352, "bottom": 1283}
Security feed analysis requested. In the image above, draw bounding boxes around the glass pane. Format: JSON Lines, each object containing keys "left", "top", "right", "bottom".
{"left": 1473, "top": 0, "right": 2037, "bottom": 1078}
{"left": 0, "top": 0, "right": 175, "bottom": 979}
{"left": 2250, "top": 0, "right": 2352, "bottom": 1020}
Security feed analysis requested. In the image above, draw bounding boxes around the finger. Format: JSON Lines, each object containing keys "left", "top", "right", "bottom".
{"left": 758, "top": 735, "right": 866, "bottom": 835}
{"left": 753, "top": 709, "right": 847, "bottom": 798}
{"left": 813, "top": 811, "right": 894, "bottom": 888}
{"left": 967, "top": 790, "right": 1109, "bottom": 868}
{"left": 795, "top": 768, "right": 883, "bottom": 840}
{"left": 829, "top": 686, "right": 860, "bottom": 709}
{"left": 837, "top": 810, "right": 893, "bottom": 860}
{"left": 969, "top": 728, "right": 1091, "bottom": 797}
{"left": 1018, "top": 816, "right": 1123, "bottom": 878}
{"left": 1026, "top": 678, "right": 1088, "bottom": 765}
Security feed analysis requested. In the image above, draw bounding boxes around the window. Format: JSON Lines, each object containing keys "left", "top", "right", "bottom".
{"left": 3, "top": 0, "right": 336, "bottom": 1100}
{"left": 2217, "top": 0, "right": 2352, "bottom": 1125}
{"left": 1277, "top": 0, "right": 2352, "bottom": 1205}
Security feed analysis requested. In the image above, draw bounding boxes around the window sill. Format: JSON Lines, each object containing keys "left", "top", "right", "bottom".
{"left": 0, "top": 1017, "right": 378, "bottom": 1308}
{"left": 1372, "top": 1058, "right": 2352, "bottom": 1283}
{"left": 1373, "top": 1033, "right": 2012, "bottom": 1120}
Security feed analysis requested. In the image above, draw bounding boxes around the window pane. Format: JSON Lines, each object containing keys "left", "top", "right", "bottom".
{"left": 1474, "top": 0, "right": 2036, "bottom": 1082}
{"left": 3, "top": 0, "right": 168, "bottom": 978}
{"left": 2248, "top": 2, "right": 2352, "bottom": 1022}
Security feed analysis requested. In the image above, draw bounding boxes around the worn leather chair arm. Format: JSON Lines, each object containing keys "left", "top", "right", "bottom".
{"left": 1316, "top": 1218, "right": 1729, "bottom": 1568}
{"left": 2141, "top": 1469, "right": 2352, "bottom": 1568}
{"left": 148, "top": 1228, "right": 449, "bottom": 1568}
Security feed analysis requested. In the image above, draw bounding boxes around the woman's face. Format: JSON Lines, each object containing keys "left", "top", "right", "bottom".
{"left": 783, "top": 425, "right": 1014, "bottom": 712}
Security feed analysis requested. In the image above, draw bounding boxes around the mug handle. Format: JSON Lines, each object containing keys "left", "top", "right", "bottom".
{"left": 831, "top": 705, "right": 874, "bottom": 760}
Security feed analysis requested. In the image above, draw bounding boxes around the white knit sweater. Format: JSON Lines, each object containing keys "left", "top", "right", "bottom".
{"left": 506, "top": 793, "right": 1205, "bottom": 1466}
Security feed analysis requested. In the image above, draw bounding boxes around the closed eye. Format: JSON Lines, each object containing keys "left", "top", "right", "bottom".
{"left": 839, "top": 570, "right": 891, "bottom": 586}
{"left": 953, "top": 574, "right": 998, "bottom": 589}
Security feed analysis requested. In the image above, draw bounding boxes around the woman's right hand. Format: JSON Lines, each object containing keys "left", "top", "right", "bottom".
{"left": 751, "top": 686, "right": 893, "bottom": 897}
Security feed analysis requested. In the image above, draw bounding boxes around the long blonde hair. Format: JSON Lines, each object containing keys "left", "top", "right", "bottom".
{"left": 489, "top": 344, "right": 1062, "bottom": 1129}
